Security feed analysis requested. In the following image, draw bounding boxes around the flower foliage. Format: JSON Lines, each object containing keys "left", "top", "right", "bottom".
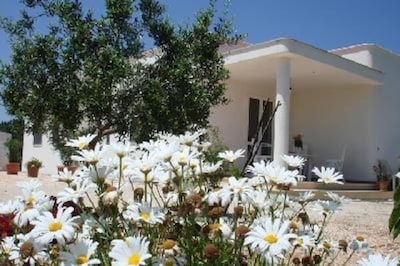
{"left": 0, "top": 130, "right": 396, "bottom": 265}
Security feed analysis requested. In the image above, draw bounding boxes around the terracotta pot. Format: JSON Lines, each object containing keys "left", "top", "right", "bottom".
{"left": 6, "top": 163, "right": 20, "bottom": 175}
{"left": 27, "top": 167, "right": 39, "bottom": 178}
{"left": 377, "top": 179, "right": 389, "bottom": 191}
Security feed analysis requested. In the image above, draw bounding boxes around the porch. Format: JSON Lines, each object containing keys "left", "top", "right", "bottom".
{"left": 210, "top": 38, "right": 383, "bottom": 182}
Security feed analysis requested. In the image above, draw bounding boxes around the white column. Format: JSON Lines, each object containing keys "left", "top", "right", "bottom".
{"left": 273, "top": 58, "right": 291, "bottom": 165}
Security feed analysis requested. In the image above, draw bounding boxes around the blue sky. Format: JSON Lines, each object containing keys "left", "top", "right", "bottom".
{"left": 0, "top": 0, "right": 399, "bottom": 121}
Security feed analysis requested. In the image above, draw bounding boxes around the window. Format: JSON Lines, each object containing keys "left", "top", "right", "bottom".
{"left": 33, "top": 133, "right": 42, "bottom": 146}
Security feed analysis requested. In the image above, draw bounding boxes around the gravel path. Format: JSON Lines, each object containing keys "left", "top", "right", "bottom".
{"left": 1, "top": 172, "right": 399, "bottom": 265}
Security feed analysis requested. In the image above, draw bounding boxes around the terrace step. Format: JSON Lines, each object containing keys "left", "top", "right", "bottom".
{"left": 288, "top": 189, "right": 393, "bottom": 201}
{"left": 294, "top": 181, "right": 377, "bottom": 191}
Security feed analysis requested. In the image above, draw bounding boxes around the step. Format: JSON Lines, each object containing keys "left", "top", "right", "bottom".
{"left": 294, "top": 181, "right": 377, "bottom": 191}
{"left": 288, "top": 189, "right": 393, "bottom": 201}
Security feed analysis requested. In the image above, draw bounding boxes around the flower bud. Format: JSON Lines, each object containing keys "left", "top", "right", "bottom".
{"left": 162, "top": 239, "right": 176, "bottom": 250}
{"left": 19, "top": 242, "right": 34, "bottom": 259}
{"left": 235, "top": 225, "right": 250, "bottom": 237}
{"left": 203, "top": 244, "right": 219, "bottom": 259}
{"left": 208, "top": 207, "right": 224, "bottom": 219}
{"left": 234, "top": 206, "right": 244, "bottom": 218}
{"left": 134, "top": 187, "right": 144, "bottom": 201}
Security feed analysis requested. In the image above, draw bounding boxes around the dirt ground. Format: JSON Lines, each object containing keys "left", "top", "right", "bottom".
{"left": 0, "top": 172, "right": 399, "bottom": 265}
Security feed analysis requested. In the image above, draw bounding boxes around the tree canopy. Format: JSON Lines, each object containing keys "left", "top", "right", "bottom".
{"left": 0, "top": 0, "right": 240, "bottom": 159}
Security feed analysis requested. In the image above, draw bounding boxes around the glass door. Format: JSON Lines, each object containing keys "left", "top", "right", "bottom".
{"left": 247, "top": 97, "right": 273, "bottom": 161}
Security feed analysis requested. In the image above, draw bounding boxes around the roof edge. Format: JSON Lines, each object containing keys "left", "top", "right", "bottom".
{"left": 331, "top": 43, "right": 400, "bottom": 60}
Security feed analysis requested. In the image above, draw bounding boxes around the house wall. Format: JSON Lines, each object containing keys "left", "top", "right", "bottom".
{"left": 342, "top": 48, "right": 400, "bottom": 180}
{"left": 22, "top": 133, "right": 62, "bottom": 175}
{"left": 290, "top": 86, "right": 372, "bottom": 181}
{"left": 209, "top": 78, "right": 374, "bottom": 181}
{"left": 22, "top": 133, "right": 122, "bottom": 175}
{"left": 209, "top": 79, "right": 275, "bottom": 168}
{"left": 0, "top": 132, "right": 11, "bottom": 170}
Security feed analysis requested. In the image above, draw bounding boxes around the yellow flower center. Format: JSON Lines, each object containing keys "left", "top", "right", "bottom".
{"left": 76, "top": 255, "right": 89, "bottom": 264}
{"left": 26, "top": 196, "right": 36, "bottom": 205}
{"left": 128, "top": 253, "right": 141, "bottom": 265}
{"left": 322, "top": 176, "right": 331, "bottom": 183}
{"left": 78, "top": 142, "right": 87, "bottom": 149}
{"left": 296, "top": 238, "right": 303, "bottom": 245}
{"left": 178, "top": 156, "right": 187, "bottom": 165}
{"left": 48, "top": 221, "right": 63, "bottom": 232}
{"left": 263, "top": 234, "right": 278, "bottom": 244}
{"left": 141, "top": 213, "right": 150, "bottom": 220}
{"left": 356, "top": 235, "right": 365, "bottom": 242}
{"left": 323, "top": 241, "right": 331, "bottom": 249}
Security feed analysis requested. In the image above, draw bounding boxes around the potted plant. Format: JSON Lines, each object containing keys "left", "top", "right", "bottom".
{"left": 373, "top": 160, "right": 391, "bottom": 191}
{"left": 4, "top": 138, "right": 22, "bottom": 175}
{"left": 26, "top": 157, "right": 43, "bottom": 178}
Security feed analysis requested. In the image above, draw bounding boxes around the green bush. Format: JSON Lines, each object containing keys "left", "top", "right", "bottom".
{"left": 4, "top": 138, "right": 22, "bottom": 163}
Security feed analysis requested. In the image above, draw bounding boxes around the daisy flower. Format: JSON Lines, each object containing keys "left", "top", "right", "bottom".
{"left": 179, "top": 130, "right": 204, "bottom": 147}
{"left": 201, "top": 161, "right": 223, "bottom": 174}
{"left": 53, "top": 167, "right": 75, "bottom": 183}
{"left": 30, "top": 207, "right": 77, "bottom": 245}
{"left": 71, "top": 144, "right": 104, "bottom": 165}
{"left": 109, "top": 235, "right": 151, "bottom": 266}
{"left": 312, "top": 167, "right": 344, "bottom": 184}
{"left": 60, "top": 238, "right": 100, "bottom": 266}
{"left": 206, "top": 218, "right": 233, "bottom": 239}
{"left": 349, "top": 235, "right": 369, "bottom": 253}
{"left": 107, "top": 142, "right": 132, "bottom": 158}
{"left": 13, "top": 190, "right": 49, "bottom": 227}
{"left": 170, "top": 148, "right": 199, "bottom": 168}
{"left": 9, "top": 234, "right": 48, "bottom": 265}
{"left": 1, "top": 236, "right": 16, "bottom": 256}
{"left": 247, "top": 160, "right": 274, "bottom": 178}
{"left": 245, "top": 217, "right": 296, "bottom": 257}
{"left": 218, "top": 149, "right": 245, "bottom": 163}
{"left": 57, "top": 179, "right": 96, "bottom": 204}
{"left": 281, "top": 154, "right": 306, "bottom": 168}
{"left": 326, "top": 192, "right": 350, "bottom": 205}
{"left": 292, "top": 235, "right": 315, "bottom": 249}
{"left": 123, "top": 203, "right": 165, "bottom": 224}
{"left": 17, "top": 180, "right": 42, "bottom": 193}
{"left": 0, "top": 200, "right": 18, "bottom": 214}
{"left": 66, "top": 134, "right": 97, "bottom": 149}
{"left": 218, "top": 176, "right": 253, "bottom": 206}
{"left": 203, "top": 188, "right": 221, "bottom": 206}
{"left": 358, "top": 253, "right": 398, "bottom": 266}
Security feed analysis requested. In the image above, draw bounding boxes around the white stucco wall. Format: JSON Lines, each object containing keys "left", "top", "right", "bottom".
{"left": 22, "top": 133, "right": 62, "bottom": 175}
{"left": 290, "top": 86, "right": 372, "bottom": 181}
{"left": 22, "top": 133, "right": 123, "bottom": 175}
{"left": 209, "top": 79, "right": 275, "bottom": 168}
{"left": 340, "top": 47, "right": 400, "bottom": 180}
{"left": 366, "top": 49, "right": 400, "bottom": 178}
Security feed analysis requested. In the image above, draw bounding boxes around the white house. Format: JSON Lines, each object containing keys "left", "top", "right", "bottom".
{"left": 22, "top": 38, "right": 400, "bottom": 182}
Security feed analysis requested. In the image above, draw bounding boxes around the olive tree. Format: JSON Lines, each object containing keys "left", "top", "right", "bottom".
{"left": 0, "top": 0, "right": 239, "bottom": 161}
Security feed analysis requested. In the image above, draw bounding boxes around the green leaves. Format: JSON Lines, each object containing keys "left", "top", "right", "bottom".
{"left": 0, "top": 0, "right": 239, "bottom": 158}
{"left": 389, "top": 185, "right": 400, "bottom": 239}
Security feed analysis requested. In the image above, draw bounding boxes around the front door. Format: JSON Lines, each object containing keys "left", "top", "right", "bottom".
{"left": 247, "top": 97, "right": 273, "bottom": 161}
